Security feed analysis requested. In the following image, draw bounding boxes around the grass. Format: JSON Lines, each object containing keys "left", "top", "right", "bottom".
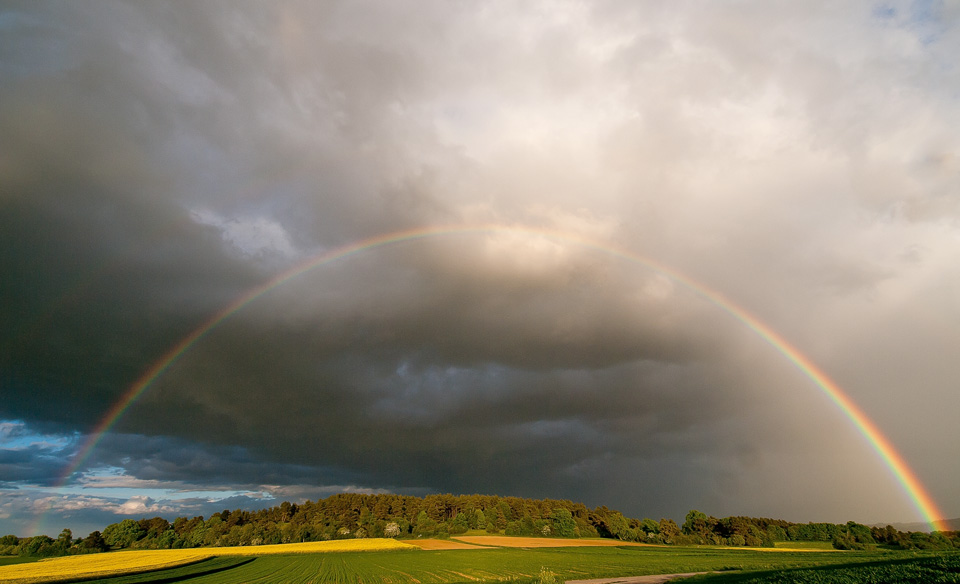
{"left": 771, "top": 541, "right": 835, "bottom": 551}
{"left": 685, "top": 551, "right": 960, "bottom": 583}
{"left": 0, "top": 539, "right": 412, "bottom": 584}
{"left": 3, "top": 542, "right": 953, "bottom": 584}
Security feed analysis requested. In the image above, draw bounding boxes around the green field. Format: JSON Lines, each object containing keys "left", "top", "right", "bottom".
{"left": 41, "top": 546, "right": 950, "bottom": 584}
{"left": 687, "top": 552, "right": 960, "bottom": 583}
{"left": 771, "top": 541, "right": 836, "bottom": 550}
{"left": 72, "top": 557, "right": 255, "bottom": 584}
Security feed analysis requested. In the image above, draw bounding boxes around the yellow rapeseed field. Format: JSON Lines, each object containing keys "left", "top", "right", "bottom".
{"left": 0, "top": 549, "right": 212, "bottom": 584}
{"left": 0, "top": 539, "right": 417, "bottom": 584}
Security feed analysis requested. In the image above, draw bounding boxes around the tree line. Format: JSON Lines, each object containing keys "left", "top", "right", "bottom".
{"left": 2, "top": 493, "right": 957, "bottom": 557}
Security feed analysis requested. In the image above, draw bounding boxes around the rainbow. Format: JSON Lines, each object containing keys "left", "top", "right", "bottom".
{"left": 50, "top": 224, "right": 948, "bottom": 533}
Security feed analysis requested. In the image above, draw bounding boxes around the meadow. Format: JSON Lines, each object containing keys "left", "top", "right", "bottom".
{"left": 4, "top": 537, "right": 956, "bottom": 584}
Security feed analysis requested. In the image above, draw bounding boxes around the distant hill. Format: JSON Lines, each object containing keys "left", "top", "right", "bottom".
{"left": 872, "top": 518, "right": 960, "bottom": 532}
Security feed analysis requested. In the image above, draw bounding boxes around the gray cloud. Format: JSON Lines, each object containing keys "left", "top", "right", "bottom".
{"left": 2, "top": 0, "right": 958, "bottom": 536}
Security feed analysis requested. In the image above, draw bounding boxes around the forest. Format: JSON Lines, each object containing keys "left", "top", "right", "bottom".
{"left": 2, "top": 493, "right": 957, "bottom": 558}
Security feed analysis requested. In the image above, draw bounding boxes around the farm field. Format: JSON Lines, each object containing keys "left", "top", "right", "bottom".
{"left": 0, "top": 539, "right": 413, "bottom": 584}
{"left": 686, "top": 551, "right": 960, "bottom": 583}
{"left": 0, "top": 561, "right": 36, "bottom": 568}
{"left": 1, "top": 542, "right": 935, "bottom": 584}
{"left": 406, "top": 538, "right": 491, "bottom": 550}
{"left": 770, "top": 541, "right": 837, "bottom": 551}
{"left": 0, "top": 549, "right": 213, "bottom": 584}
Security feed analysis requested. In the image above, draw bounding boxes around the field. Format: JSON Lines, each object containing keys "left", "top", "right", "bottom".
{"left": 5, "top": 538, "right": 952, "bottom": 584}
{"left": 0, "top": 561, "right": 36, "bottom": 568}
{"left": 0, "top": 539, "right": 413, "bottom": 584}
{"left": 687, "top": 552, "right": 960, "bottom": 583}
{"left": 0, "top": 550, "right": 213, "bottom": 584}
{"left": 770, "top": 542, "right": 837, "bottom": 551}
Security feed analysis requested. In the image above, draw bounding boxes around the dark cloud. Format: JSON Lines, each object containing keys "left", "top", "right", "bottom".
{"left": 2, "top": 1, "right": 958, "bottom": 537}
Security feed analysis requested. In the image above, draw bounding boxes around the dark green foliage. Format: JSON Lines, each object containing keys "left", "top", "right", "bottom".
{"left": 831, "top": 520, "right": 876, "bottom": 549}
{"left": 0, "top": 535, "right": 19, "bottom": 546}
{"left": 551, "top": 508, "right": 577, "bottom": 538}
{"left": 82, "top": 531, "right": 109, "bottom": 552}
{"left": 103, "top": 519, "right": 146, "bottom": 549}
{"left": 21, "top": 535, "right": 56, "bottom": 557}
{"left": 5, "top": 494, "right": 959, "bottom": 557}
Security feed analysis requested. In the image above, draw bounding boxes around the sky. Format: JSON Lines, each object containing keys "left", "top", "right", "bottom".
{"left": 1, "top": 0, "right": 958, "bottom": 538}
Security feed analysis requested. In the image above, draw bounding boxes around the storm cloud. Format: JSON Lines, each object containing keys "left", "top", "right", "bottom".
{"left": 2, "top": 1, "right": 959, "bottom": 537}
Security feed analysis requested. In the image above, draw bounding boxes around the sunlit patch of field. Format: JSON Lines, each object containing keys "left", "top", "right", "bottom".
{"left": 207, "top": 538, "right": 417, "bottom": 555}
{"left": 451, "top": 535, "right": 657, "bottom": 548}
{"left": 0, "top": 550, "right": 212, "bottom": 584}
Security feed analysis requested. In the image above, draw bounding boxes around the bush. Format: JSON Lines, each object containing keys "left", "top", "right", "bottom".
{"left": 536, "top": 567, "right": 559, "bottom": 584}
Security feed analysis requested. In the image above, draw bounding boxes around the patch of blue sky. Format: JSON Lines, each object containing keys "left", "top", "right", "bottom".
{"left": 52, "top": 486, "right": 274, "bottom": 503}
{"left": 0, "top": 419, "right": 78, "bottom": 452}
{"left": 872, "top": 0, "right": 949, "bottom": 45}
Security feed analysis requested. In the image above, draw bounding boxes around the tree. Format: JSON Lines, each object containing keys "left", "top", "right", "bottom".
{"left": 494, "top": 508, "right": 507, "bottom": 531}
{"left": 384, "top": 522, "right": 401, "bottom": 538}
{"left": 19, "top": 535, "right": 54, "bottom": 557}
{"left": 474, "top": 509, "right": 486, "bottom": 530}
{"left": 102, "top": 519, "right": 145, "bottom": 549}
{"left": 683, "top": 510, "right": 708, "bottom": 536}
{"left": 551, "top": 508, "right": 577, "bottom": 538}
{"left": 450, "top": 512, "right": 469, "bottom": 534}
{"left": 413, "top": 511, "right": 436, "bottom": 537}
{"left": 56, "top": 529, "right": 73, "bottom": 551}
{"left": 658, "top": 519, "right": 680, "bottom": 544}
{"left": 640, "top": 518, "right": 659, "bottom": 536}
{"left": 606, "top": 512, "right": 630, "bottom": 540}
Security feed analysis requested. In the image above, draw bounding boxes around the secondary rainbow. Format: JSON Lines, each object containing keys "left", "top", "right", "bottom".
{"left": 54, "top": 224, "right": 949, "bottom": 533}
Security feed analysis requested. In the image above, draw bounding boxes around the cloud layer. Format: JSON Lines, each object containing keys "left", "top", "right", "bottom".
{"left": 2, "top": 1, "right": 959, "bottom": 536}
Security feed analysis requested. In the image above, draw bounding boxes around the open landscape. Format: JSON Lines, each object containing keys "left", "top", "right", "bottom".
{"left": 2, "top": 495, "right": 959, "bottom": 584}
{"left": 4, "top": 3, "right": 959, "bottom": 584}
{"left": 2, "top": 536, "right": 959, "bottom": 584}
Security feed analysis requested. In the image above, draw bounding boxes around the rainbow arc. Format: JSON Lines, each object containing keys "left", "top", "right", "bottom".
{"left": 47, "top": 224, "right": 948, "bottom": 534}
